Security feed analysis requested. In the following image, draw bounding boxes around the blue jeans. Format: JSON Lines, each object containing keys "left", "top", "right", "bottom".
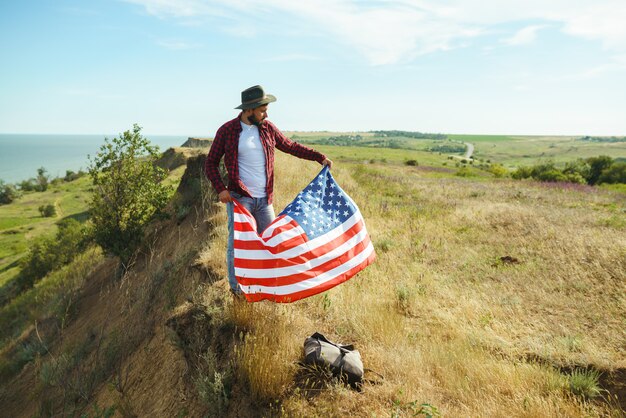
{"left": 227, "top": 193, "right": 275, "bottom": 293}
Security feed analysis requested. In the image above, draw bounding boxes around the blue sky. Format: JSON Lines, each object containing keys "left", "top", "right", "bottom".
{"left": 1, "top": 0, "right": 626, "bottom": 136}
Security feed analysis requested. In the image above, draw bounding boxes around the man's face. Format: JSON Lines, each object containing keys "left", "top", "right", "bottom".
{"left": 249, "top": 104, "right": 269, "bottom": 126}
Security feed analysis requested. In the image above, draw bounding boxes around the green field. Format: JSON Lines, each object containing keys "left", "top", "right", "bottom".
{"left": 286, "top": 131, "right": 626, "bottom": 169}
{"left": 450, "top": 134, "right": 626, "bottom": 167}
{"left": 0, "top": 176, "right": 93, "bottom": 289}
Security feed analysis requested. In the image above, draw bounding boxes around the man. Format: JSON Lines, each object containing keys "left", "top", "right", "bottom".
{"left": 204, "top": 85, "right": 332, "bottom": 295}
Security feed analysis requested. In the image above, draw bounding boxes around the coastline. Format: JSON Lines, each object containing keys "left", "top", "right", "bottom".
{"left": 0, "top": 134, "right": 190, "bottom": 183}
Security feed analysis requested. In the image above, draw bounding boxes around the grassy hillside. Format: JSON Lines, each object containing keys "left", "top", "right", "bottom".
{"left": 0, "top": 146, "right": 624, "bottom": 417}
{"left": 196, "top": 152, "right": 625, "bottom": 416}
{"left": 0, "top": 176, "right": 92, "bottom": 290}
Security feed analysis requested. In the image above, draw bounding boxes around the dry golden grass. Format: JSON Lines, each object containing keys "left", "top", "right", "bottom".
{"left": 197, "top": 154, "right": 625, "bottom": 417}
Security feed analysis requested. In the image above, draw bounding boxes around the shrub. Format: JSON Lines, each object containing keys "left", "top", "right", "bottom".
{"left": 536, "top": 169, "right": 567, "bottom": 182}
{"left": 18, "top": 219, "right": 91, "bottom": 290}
{"left": 598, "top": 161, "right": 626, "bottom": 184}
{"left": 38, "top": 203, "right": 57, "bottom": 217}
{"left": 563, "top": 172, "right": 586, "bottom": 184}
{"left": 64, "top": 170, "right": 86, "bottom": 182}
{"left": 530, "top": 161, "right": 557, "bottom": 179}
{"left": 88, "top": 124, "right": 171, "bottom": 266}
{"left": 568, "top": 369, "right": 602, "bottom": 399}
{"left": 405, "top": 159, "right": 418, "bottom": 166}
{"left": 562, "top": 159, "right": 590, "bottom": 180}
{"left": 18, "top": 179, "right": 37, "bottom": 191}
{"left": 586, "top": 155, "right": 613, "bottom": 185}
{"left": 195, "top": 349, "right": 231, "bottom": 416}
{"left": 0, "top": 180, "right": 21, "bottom": 204}
{"left": 488, "top": 164, "right": 507, "bottom": 178}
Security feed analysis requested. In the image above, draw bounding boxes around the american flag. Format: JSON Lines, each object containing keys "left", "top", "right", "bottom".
{"left": 233, "top": 166, "right": 376, "bottom": 303}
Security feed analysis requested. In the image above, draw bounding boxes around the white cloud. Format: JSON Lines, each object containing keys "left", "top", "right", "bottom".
{"left": 563, "top": 54, "right": 626, "bottom": 80}
{"left": 502, "top": 25, "right": 546, "bottom": 46}
{"left": 124, "top": 0, "right": 626, "bottom": 65}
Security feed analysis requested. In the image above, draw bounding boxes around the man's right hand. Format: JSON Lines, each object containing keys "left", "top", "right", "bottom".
{"left": 218, "top": 190, "right": 232, "bottom": 203}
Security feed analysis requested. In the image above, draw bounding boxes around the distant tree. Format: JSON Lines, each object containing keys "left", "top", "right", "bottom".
{"left": 64, "top": 169, "right": 86, "bottom": 182}
{"left": 36, "top": 167, "right": 49, "bottom": 192}
{"left": 0, "top": 180, "right": 21, "bottom": 204}
{"left": 88, "top": 124, "right": 171, "bottom": 267}
{"left": 598, "top": 162, "right": 626, "bottom": 184}
{"left": 18, "top": 179, "right": 36, "bottom": 191}
{"left": 586, "top": 156, "right": 613, "bottom": 185}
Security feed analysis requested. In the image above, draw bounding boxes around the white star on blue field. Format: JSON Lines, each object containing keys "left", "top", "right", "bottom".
{"left": 280, "top": 168, "right": 355, "bottom": 239}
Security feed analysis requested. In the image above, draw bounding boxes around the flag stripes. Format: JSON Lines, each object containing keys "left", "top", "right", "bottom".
{"left": 232, "top": 167, "right": 375, "bottom": 303}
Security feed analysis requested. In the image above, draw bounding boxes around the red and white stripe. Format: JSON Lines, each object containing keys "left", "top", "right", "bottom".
{"left": 233, "top": 200, "right": 376, "bottom": 302}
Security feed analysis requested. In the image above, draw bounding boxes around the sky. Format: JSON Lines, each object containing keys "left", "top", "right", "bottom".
{"left": 1, "top": 0, "right": 626, "bottom": 136}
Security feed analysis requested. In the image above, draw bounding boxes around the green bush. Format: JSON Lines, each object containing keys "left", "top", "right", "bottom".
{"left": 88, "top": 124, "right": 171, "bottom": 266}
{"left": 0, "top": 180, "right": 21, "bottom": 204}
{"left": 18, "top": 219, "right": 91, "bottom": 290}
{"left": 562, "top": 159, "right": 590, "bottom": 180}
{"left": 511, "top": 166, "right": 533, "bottom": 180}
{"left": 38, "top": 203, "right": 57, "bottom": 217}
{"left": 456, "top": 167, "right": 472, "bottom": 177}
{"left": 586, "top": 155, "right": 613, "bottom": 185}
{"left": 488, "top": 164, "right": 507, "bottom": 178}
{"left": 511, "top": 156, "right": 624, "bottom": 185}
{"left": 18, "top": 179, "right": 37, "bottom": 192}
{"left": 64, "top": 170, "right": 86, "bottom": 182}
{"left": 598, "top": 161, "right": 626, "bottom": 184}
{"left": 405, "top": 159, "right": 418, "bottom": 166}
{"left": 536, "top": 169, "right": 567, "bottom": 182}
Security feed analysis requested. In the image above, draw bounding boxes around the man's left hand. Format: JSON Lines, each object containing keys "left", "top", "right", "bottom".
{"left": 322, "top": 158, "right": 333, "bottom": 169}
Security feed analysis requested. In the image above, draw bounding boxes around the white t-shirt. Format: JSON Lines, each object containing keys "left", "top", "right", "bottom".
{"left": 238, "top": 121, "right": 267, "bottom": 198}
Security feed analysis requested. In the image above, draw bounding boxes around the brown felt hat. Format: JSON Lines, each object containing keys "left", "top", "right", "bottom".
{"left": 235, "top": 85, "right": 277, "bottom": 110}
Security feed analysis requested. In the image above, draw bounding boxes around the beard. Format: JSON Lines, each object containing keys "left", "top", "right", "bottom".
{"left": 249, "top": 113, "right": 265, "bottom": 127}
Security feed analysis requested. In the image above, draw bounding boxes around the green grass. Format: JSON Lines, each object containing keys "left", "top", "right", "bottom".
{"left": 311, "top": 144, "right": 449, "bottom": 166}
{"left": 287, "top": 131, "right": 626, "bottom": 169}
{"left": 448, "top": 134, "right": 522, "bottom": 143}
{"left": 0, "top": 163, "right": 187, "bottom": 293}
{"left": 0, "top": 177, "right": 93, "bottom": 289}
{"left": 452, "top": 135, "right": 626, "bottom": 167}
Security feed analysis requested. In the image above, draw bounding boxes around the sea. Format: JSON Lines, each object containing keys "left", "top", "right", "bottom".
{"left": 0, "top": 134, "right": 189, "bottom": 183}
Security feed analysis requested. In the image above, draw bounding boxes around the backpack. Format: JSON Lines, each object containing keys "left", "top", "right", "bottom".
{"left": 303, "top": 332, "right": 364, "bottom": 386}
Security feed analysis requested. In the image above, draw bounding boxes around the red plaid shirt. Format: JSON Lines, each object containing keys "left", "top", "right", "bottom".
{"left": 204, "top": 115, "right": 326, "bottom": 204}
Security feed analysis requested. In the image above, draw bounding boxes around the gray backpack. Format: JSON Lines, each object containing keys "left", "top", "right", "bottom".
{"left": 303, "top": 332, "right": 364, "bottom": 386}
